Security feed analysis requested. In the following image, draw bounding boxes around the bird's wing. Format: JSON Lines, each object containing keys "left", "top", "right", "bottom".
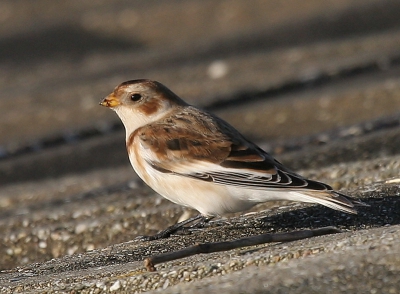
{"left": 133, "top": 109, "right": 331, "bottom": 192}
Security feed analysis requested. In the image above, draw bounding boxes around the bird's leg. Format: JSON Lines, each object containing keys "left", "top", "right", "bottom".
{"left": 189, "top": 216, "right": 214, "bottom": 228}
{"left": 135, "top": 214, "right": 209, "bottom": 241}
{"left": 174, "top": 215, "right": 215, "bottom": 234}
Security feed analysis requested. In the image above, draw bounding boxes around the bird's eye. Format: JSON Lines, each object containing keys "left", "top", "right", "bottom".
{"left": 130, "top": 93, "right": 142, "bottom": 101}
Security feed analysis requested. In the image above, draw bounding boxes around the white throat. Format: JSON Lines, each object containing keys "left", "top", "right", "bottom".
{"left": 113, "top": 105, "right": 172, "bottom": 140}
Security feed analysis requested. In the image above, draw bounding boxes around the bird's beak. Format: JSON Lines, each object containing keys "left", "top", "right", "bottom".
{"left": 100, "top": 94, "right": 120, "bottom": 107}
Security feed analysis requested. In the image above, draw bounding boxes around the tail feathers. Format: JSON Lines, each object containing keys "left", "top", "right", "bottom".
{"left": 288, "top": 190, "right": 367, "bottom": 214}
{"left": 334, "top": 190, "right": 369, "bottom": 208}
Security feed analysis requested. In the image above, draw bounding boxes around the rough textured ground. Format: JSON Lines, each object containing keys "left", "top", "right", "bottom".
{"left": 1, "top": 0, "right": 400, "bottom": 293}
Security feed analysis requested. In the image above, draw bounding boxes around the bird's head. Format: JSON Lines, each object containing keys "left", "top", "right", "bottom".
{"left": 100, "top": 79, "right": 187, "bottom": 133}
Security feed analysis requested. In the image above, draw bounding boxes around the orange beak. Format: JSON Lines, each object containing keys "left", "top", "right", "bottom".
{"left": 100, "top": 94, "right": 120, "bottom": 107}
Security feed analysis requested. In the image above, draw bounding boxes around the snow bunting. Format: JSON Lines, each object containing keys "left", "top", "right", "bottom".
{"left": 100, "top": 79, "right": 363, "bottom": 239}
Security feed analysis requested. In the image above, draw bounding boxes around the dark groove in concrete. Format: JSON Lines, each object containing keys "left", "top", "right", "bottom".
{"left": 1, "top": 53, "right": 400, "bottom": 163}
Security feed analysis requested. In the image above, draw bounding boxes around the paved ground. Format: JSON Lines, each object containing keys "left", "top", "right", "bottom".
{"left": 0, "top": 0, "right": 400, "bottom": 293}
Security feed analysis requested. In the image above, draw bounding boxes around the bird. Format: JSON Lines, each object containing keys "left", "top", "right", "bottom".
{"left": 100, "top": 79, "right": 364, "bottom": 240}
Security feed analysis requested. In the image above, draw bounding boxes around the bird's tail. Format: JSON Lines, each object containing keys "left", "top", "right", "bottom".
{"left": 287, "top": 190, "right": 368, "bottom": 214}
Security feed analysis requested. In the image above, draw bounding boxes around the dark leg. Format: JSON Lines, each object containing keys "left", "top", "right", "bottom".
{"left": 174, "top": 215, "right": 215, "bottom": 235}
{"left": 189, "top": 216, "right": 214, "bottom": 228}
{"left": 136, "top": 214, "right": 210, "bottom": 241}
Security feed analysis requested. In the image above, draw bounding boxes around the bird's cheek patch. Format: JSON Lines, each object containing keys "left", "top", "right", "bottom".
{"left": 138, "top": 99, "right": 162, "bottom": 115}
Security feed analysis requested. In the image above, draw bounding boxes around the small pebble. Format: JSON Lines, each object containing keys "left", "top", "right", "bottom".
{"left": 109, "top": 280, "right": 121, "bottom": 292}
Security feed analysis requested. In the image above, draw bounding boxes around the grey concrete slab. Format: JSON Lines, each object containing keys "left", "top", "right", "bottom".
{"left": 1, "top": 0, "right": 400, "bottom": 293}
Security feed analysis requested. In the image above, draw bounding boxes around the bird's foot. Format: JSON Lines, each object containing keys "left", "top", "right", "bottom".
{"left": 135, "top": 214, "right": 211, "bottom": 241}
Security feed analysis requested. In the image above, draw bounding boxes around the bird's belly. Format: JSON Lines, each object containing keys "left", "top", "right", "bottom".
{"left": 129, "top": 152, "right": 261, "bottom": 215}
